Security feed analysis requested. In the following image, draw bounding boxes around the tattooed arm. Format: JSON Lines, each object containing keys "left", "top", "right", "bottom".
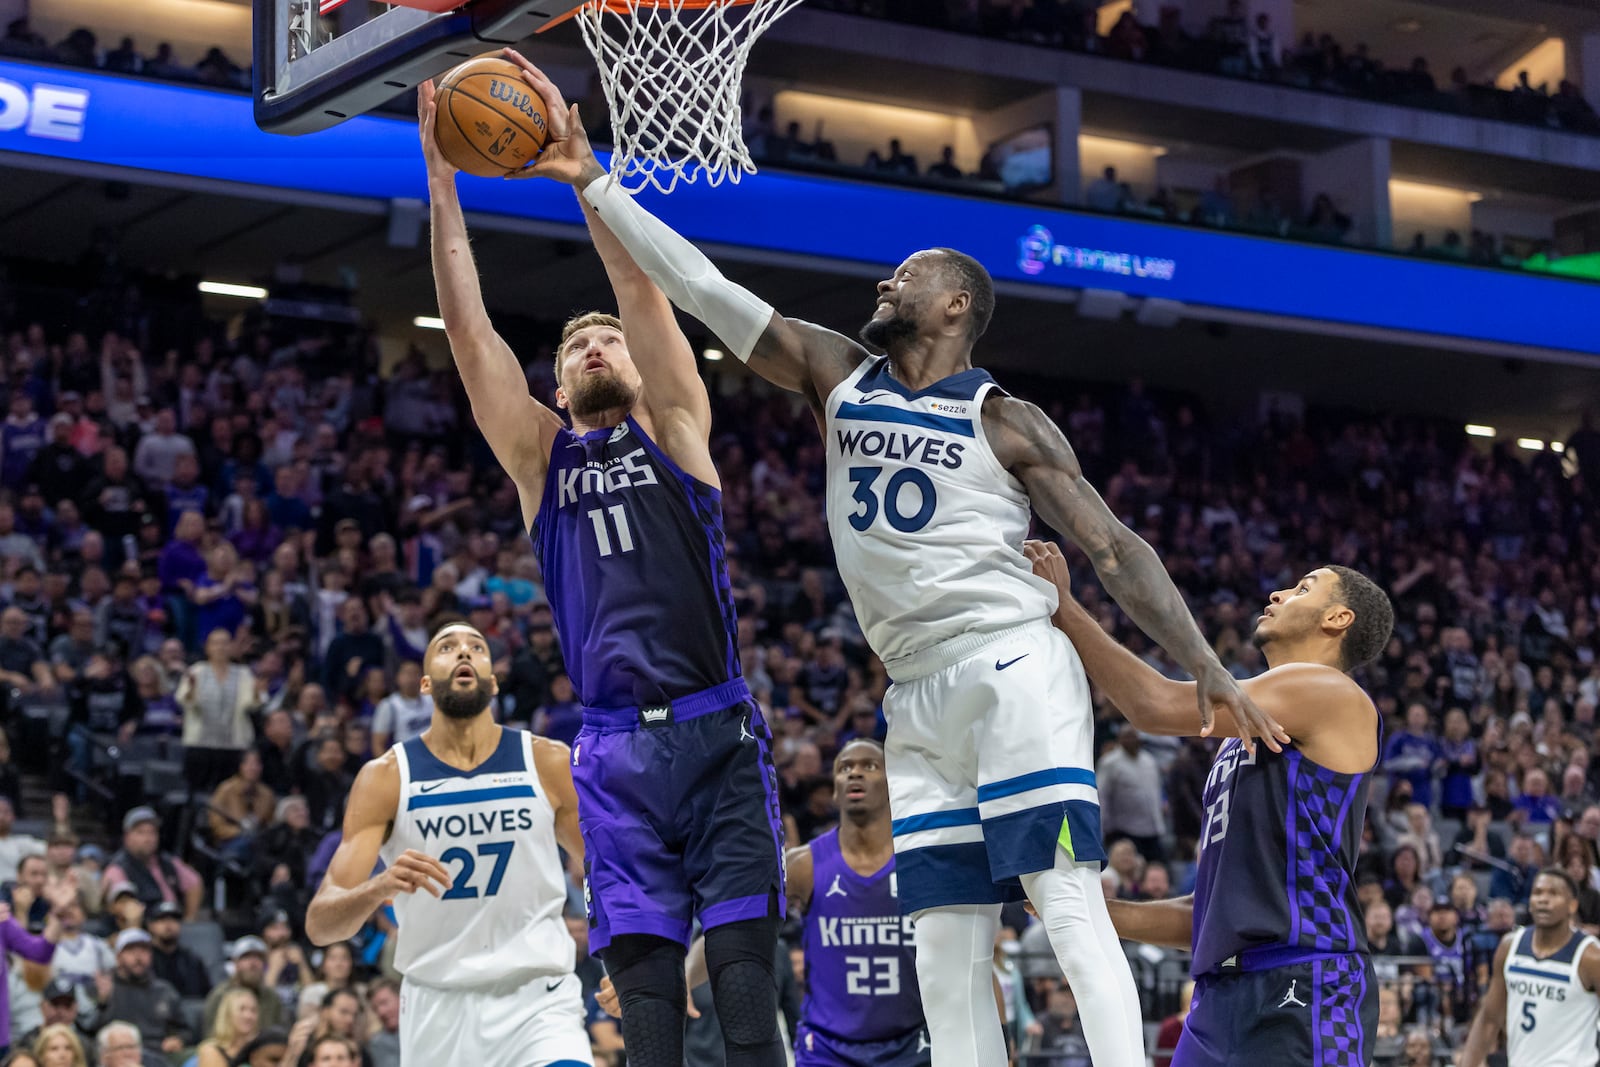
{"left": 984, "top": 395, "right": 1287, "bottom": 752}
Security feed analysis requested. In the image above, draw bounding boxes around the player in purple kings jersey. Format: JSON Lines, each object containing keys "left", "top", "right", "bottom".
{"left": 421, "top": 79, "right": 786, "bottom": 1067}
{"left": 790, "top": 739, "right": 929, "bottom": 1066}
{"left": 598, "top": 740, "right": 932, "bottom": 1065}
{"left": 1027, "top": 541, "right": 1395, "bottom": 1067}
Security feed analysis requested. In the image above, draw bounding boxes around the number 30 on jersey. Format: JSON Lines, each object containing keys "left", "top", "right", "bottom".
{"left": 847, "top": 466, "right": 937, "bottom": 533}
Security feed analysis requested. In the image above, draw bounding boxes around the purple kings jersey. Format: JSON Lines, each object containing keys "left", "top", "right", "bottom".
{"left": 1190, "top": 728, "right": 1377, "bottom": 976}
{"left": 800, "top": 830, "right": 924, "bottom": 1043}
{"left": 531, "top": 416, "right": 738, "bottom": 710}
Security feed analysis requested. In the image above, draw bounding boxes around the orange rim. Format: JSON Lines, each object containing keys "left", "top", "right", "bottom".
{"left": 539, "top": 0, "right": 757, "bottom": 30}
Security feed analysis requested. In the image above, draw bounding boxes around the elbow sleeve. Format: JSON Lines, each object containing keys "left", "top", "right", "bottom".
{"left": 583, "top": 176, "right": 773, "bottom": 362}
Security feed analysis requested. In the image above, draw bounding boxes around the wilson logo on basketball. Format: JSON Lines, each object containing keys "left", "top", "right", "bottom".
{"left": 488, "top": 79, "right": 545, "bottom": 128}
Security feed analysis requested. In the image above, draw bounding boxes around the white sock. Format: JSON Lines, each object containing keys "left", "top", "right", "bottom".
{"left": 909, "top": 904, "right": 1009, "bottom": 1067}
{"left": 1022, "top": 854, "right": 1147, "bottom": 1067}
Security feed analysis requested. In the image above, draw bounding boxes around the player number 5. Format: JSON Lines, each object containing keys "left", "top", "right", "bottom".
{"left": 1520, "top": 1001, "right": 1537, "bottom": 1033}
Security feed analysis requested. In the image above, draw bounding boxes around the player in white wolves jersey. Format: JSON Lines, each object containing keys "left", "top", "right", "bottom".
{"left": 1460, "top": 867, "right": 1600, "bottom": 1067}
{"left": 306, "top": 623, "right": 592, "bottom": 1067}
{"left": 503, "top": 52, "right": 1283, "bottom": 1067}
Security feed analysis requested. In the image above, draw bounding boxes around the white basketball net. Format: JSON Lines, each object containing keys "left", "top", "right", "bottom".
{"left": 577, "top": 0, "right": 805, "bottom": 194}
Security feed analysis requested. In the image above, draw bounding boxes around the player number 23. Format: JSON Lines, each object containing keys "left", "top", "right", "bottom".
{"left": 439, "top": 841, "right": 515, "bottom": 900}
{"left": 844, "top": 956, "right": 901, "bottom": 996}
{"left": 846, "top": 467, "right": 936, "bottom": 534}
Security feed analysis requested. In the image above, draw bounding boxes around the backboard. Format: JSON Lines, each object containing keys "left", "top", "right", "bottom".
{"left": 253, "top": 0, "right": 586, "bottom": 135}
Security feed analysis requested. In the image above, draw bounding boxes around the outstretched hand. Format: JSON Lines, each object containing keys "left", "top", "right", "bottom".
{"left": 417, "top": 80, "right": 458, "bottom": 181}
{"left": 1022, "top": 539, "right": 1072, "bottom": 602}
{"left": 500, "top": 49, "right": 606, "bottom": 186}
{"left": 1197, "top": 663, "right": 1289, "bottom": 755}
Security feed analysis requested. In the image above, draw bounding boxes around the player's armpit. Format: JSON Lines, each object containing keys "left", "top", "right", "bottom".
{"left": 532, "top": 737, "right": 585, "bottom": 867}
{"left": 1103, "top": 895, "right": 1193, "bottom": 949}
{"left": 1580, "top": 940, "right": 1600, "bottom": 993}
{"left": 749, "top": 316, "right": 869, "bottom": 412}
{"left": 306, "top": 755, "right": 413, "bottom": 946}
{"left": 783, "top": 846, "right": 814, "bottom": 917}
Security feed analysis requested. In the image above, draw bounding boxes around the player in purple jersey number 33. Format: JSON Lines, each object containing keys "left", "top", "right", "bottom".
{"left": 1028, "top": 541, "right": 1395, "bottom": 1067}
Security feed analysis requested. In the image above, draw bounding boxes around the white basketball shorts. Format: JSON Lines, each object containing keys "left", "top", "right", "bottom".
{"left": 400, "top": 971, "right": 594, "bottom": 1067}
{"left": 883, "top": 619, "right": 1104, "bottom": 913}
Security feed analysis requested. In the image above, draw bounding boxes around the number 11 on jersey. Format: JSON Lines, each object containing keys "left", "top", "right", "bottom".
{"left": 587, "top": 504, "right": 635, "bottom": 557}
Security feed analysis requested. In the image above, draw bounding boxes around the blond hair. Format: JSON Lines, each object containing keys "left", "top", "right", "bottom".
{"left": 210, "top": 987, "right": 260, "bottom": 1048}
{"left": 33, "top": 1024, "right": 87, "bottom": 1067}
{"left": 554, "top": 312, "right": 624, "bottom": 387}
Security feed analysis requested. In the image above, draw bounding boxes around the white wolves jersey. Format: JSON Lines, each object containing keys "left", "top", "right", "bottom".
{"left": 379, "top": 727, "right": 574, "bottom": 989}
{"left": 1504, "top": 926, "right": 1600, "bottom": 1067}
{"left": 824, "top": 357, "right": 1057, "bottom": 666}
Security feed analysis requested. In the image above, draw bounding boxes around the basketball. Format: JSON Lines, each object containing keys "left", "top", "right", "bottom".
{"left": 433, "top": 55, "right": 551, "bottom": 178}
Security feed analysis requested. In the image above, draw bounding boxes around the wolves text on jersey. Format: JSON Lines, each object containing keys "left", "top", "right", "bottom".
{"left": 835, "top": 428, "right": 965, "bottom": 470}
{"left": 414, "top": 807, "right": 536, "bottom": 840}
{"left": 556, "top": 447, "right": 659, "bottom": 508}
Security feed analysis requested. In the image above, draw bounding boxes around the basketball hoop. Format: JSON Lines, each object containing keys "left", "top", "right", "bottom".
{"left": 555, "top": 0, "right": 805, "bottom": 194}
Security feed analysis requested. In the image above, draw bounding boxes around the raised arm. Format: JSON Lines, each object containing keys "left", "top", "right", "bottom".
{"left": 502, "top": 51, "right": 868, "bottom": 416}
{"left": 1026, "top": 540, "right": 1373, "bottom": 772}
{"left": 304, "top": 753, "right": 451, "bottom": 946}
{"left": 1457, "top": 933, "right": 1513, "bottom": 1067}
{"left": 419, "top": 82, "right": 563, "bottom": 527}
{"left": 987, "top": 398, "right": 1285, "bottom": 754}
{"left": 1103, "top": 894, "right": 1193, "bottom": 950}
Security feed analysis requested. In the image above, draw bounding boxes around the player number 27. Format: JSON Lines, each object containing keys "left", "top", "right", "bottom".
{"left": 845, "top": 956, "right": 900, "bottom": 996}
{"left": 846, "top": 467, "right": 936, "bottom": 534}
{"left": 439, "top": 842, "right": 514, "bottom": 900}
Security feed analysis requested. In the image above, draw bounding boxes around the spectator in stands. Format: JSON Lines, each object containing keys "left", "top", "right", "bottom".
{"left": 927, "top": 147, "right": 962, "bottom": 181}
{"left": 1492, "top": 834, "right": 1542, "bottom": 905}
{"left": 204, "top": 937, "right": 284, "bottom": 1036}
{"left": 176, "top": 629, "right": 258, "bottom": 791}
{"left": 1085, "top": 166, "right": 1122, "bottom": 212}
{"left": 300, "top": 735, "right": 352, "bottom": 835}
{"left": 87, "top": 929, "right": 187, "bottom": 1062}
{"left": 105, "top": 883, "right": 145, "bottom": 936}
{"left": 1385, "top": 843, "right": 1424, "bottom": 910}
{"left": 288, "top": 990, "right": 368, "bottom": 1067}
{"left": 1398, "top": 803, "right": 1444, "bottom": 874}
{"left": 365, "top": 979, "right": 399, "bottom": 1067}
{"left": 30, "top": 1022, "right": 86, "bottom": 1067}
{"left": 0, "top": 607, "right": 56, "bottom": 706}
{"left": 196, "top": 986, "right": 260, "bottom": 1067}
{"left": 320, "top": 600, "right": 382, "bottom": 706}
{"left": 1097, "top": 725, "right": 1166, "bottom": 860}
{"left": 1384, "top": 704, "right": 1442, "bottom": 809}
{"left": 102, "top": 807, "right": 201, "bottom": 919}
{"left": 92, "top": 1022, "right": 142, "bottom": 1067}
{"left": 130, "top": 410, "right": 193, "bottom": 487}
{"left": 253, "top": 797, "right": 320, "bottom": 898}
{"left": 256, "top": 710, "right": 297, "bottom": 796}
{"left": 145, "top": 901, "right": 210, "bottom": 999}
{"left": 41, "top": 893, "right": 107, "bottom": 997}
{"left": 209, "top": 748, "right": 275, "bottom": 861}
{"left": 1365, "top": 898, "right": 1420, "bottom": 958}
{"left": 1512, "top": 766, "right": 1561, "bottom": 826}
{"left": 102, "top": 37, "right": 139, "bottom": 74}
{"left": 368, "top": 662, "right": 428, "bottom": 755}
{"left": 4, "top": 853, "right": 51, "bottom": 929}
{"left": 0, "top": 798, "right": 45, "bottom": 883}
{"left": 16, "top": 977, "right": 90, "bottom": 1052}
{"left": 296, "top": 942, "right": 361, "bottom": 1020}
